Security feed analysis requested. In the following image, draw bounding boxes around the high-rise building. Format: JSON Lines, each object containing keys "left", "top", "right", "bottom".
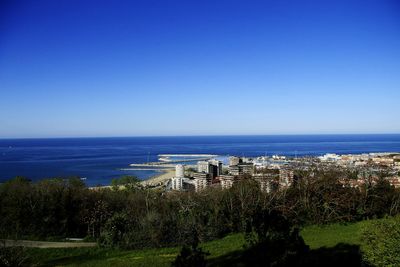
{"left": 253, "top": 173, "right": 276, "bottom": 193}
{"left": 228, "top": 163, "right": 254, "bottom": 176}
{"left": 207, "top": 159, "right": 222, "bottom": 178}
{"left": 219, "top": 175, "right": 235, "bottom": 189}
{"left": 192, "top": 172, "right": 209, "bottom": 191}
{"left": 229, "top": 156, "right": 241, "bottom": 166}
{"left": 197, "top": 161, "right": 209, "bottom": 173}
{"left": 175, "top": 164, "right": 184, "bottom": 178}
{"left": 193, "top": 176, "right": 208, "bottom": 191}
{"left": 171, "top": 177, "right": 183, "bottom": 190}
{"left": 170, "top": 164, "right": 185, "bottom": 191}
{"left": 198, "top": 159, "right": 222, "bottom": 178}
{"left": 279, "top": 168, "right": 294, "bottom": 187}
{"left": 208, "top": 164, "right": 219, "bottom": 179}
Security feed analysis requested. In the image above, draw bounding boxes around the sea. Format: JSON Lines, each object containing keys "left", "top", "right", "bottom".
{"left": 1, "top": 134, "right": 400, "bottom": 186}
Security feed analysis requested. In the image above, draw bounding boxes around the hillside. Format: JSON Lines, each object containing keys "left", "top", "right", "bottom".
{"left": 26, "top": 220, "right": 370, "bottom": 267}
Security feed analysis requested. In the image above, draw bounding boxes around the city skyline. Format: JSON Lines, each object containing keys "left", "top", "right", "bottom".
{"left": 1, "top": 0, "right": 400, "bottom": 138}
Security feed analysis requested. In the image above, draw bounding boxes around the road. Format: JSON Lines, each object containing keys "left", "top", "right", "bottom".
{"left": 1, "top": 239, "right": 97, "bottom": 248}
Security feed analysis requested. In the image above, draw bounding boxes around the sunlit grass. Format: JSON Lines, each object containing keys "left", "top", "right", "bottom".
{"left": 27, "top": 219, "right": 378, "bottom": 266}
{"left": 300, "top": 220, "right": 373, "bottom": 249}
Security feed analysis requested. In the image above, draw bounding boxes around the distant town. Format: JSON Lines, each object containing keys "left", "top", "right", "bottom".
{"left": 165, "top": 152, "right": 400, "bottom": 192}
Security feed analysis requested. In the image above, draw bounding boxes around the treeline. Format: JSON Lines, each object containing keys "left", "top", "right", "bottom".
{"left": 1, "top": 166, "right": 400, "bottom": 249}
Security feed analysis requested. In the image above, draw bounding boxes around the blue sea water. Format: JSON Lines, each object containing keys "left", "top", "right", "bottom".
{"left": 0, "top": 135, "right": 400, "bottom": 186}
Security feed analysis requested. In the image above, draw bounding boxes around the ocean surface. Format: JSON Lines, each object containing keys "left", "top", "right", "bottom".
{"left": 1, "top": 135, "right": 400, "bottom": 186}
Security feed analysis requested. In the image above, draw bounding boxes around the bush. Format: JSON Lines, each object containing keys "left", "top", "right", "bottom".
{"left": 0, "top": 245, "right": 30, "bottom": 267}
{"left": 172, "top": 233, "right": 209, "bottom": 267}
{"left": 99, "top": 213, "right": 128, "bottom": 248}
{"left": 242, "top": 209, "right": 309, "bottom": 266}
{"left": 361, "top": 216, "right": 400, "bottom": 266}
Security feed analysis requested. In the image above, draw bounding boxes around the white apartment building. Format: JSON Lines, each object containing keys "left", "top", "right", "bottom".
{"left": 197, "top": 161, "right": 209, "bottom": 173}
{"left": 171, "top": 177, "right": 183, "bottom": 190}
{"left": 194, "top": 176, "right": 208, "bottom": 192}
{"left": 219, "top": 175, "right": 235, "bottom": 189}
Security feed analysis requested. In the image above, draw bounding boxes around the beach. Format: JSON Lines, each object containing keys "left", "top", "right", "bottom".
{"left": 140, "top": 168, "right": 175, "bottom": 186}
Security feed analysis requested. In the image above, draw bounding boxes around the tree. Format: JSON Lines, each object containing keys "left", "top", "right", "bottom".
{"left": 0, "top": 244, "right": 30, "bottom": 267}
{"left": 172, "top": 230, "right": 209, "bottom": 267}
{"left": 111, "top": 175, "right": 141, "bottom": 190}
{"left": 242, "top": 209, "right": 309, "bottom": 266}
{"left": 99, "top": 213, "right": 128, "bottom": 248}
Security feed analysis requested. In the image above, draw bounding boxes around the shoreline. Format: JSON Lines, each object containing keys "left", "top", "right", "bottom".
{"left": 88, "top": 168, "right": 175, "bottom": 189}
{"left": 140, "top": 168, "right": 175, "bottom": 186}
{"left": 89, "top": 169, "right": 175, "bottom": 190}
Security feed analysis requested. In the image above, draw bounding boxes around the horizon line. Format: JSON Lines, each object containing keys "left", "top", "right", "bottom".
{"left": 1, "top": 132, "right": 400, "bottom": 140}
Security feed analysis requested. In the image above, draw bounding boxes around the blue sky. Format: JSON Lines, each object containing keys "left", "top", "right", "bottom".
{"left": 0, "top": 0, "right": 399, "bottom": 138}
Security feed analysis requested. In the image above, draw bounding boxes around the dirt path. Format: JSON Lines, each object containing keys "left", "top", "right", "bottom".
{"left": 1, "top": 239, "right": 97, "bottom": 248}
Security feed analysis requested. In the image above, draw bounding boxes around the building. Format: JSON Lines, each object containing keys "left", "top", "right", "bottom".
{"left": 229, "top": 156, "right": 241, "bottom": 166}
{"left": 193, "top": 172, "right": 209, "bottom": 182}
{"left": 253, "top": 173, "right": 277, "bottom": 192}
{"left": 242, "top": 157, "right": 253, "bottom": 163}
{"left": 197, "top": 161, "right": 209, "bottom": 173}
{"left": 253, "top": 175, "right": 271, "bottom": 193}
{"left": 229, "top": 163, "right": 254, "bottom": 176}
{"left": 175, "top": 164, "right": 184, "bottom": 178}
{"left": 279, "top": 168, "right": 294, "bottom": 187}
{"left": 170, "top": 164, "right": 185, "bottom": 191}
{"left": 208, "top": 159, "right": 222, "bottom": 178}
{"left": 207, "top": 164, "right": 218, "bottom": 179}
{"left": 197, "top": 159, "right": 222, "bottom": 179}
{"left": 318, "top": 153, "right": 341, "bottom": 162}
{"left": 228, "top": 165, "right": 240, "bottom": 176}
{"left": 372, "top": 157, "right": 394, "bottom": 167}
{"left": 192, "top": 172, "right": 209, "bottom": 191}
{"left": 171, "top": 177, "right": 183, "bottom": 190}
{"left": 193, "top": 176, "right": 208, "bottom": 191}
{"left": 219, "top": 175, "right": 235, "bottom": 189}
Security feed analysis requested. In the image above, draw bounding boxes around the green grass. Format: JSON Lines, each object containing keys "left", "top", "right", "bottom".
{"left": 300, "top": 220, "right": 372, "bottom": 249}
{"left": 26, "top": 220, "right": 376, "bottom": 266}
{"left": 27, "top": 234, "right": 246, "bottom": 267}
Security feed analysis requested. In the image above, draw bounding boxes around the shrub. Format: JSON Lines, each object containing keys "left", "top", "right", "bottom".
{"left": 0, "top": 245, "right": 30, "bottom": 267}
{"left": 99, "top": 213, "right": 128, "bottom": 248}
{"left": 172, "top": 234, "right": 209, "bottom": 267}
{"left": 361, "top": 216, "right": 400, "bottom": 266}
{"left": 242, "top": 209, "right": 309, "bottom": 266}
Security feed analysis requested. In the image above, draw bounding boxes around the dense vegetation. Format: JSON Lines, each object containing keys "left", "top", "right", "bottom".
{"left": 1, "top": 167, "right": 400, "bottom": 265}
{"left": 361, "top": 215, "right": 400, "bottom": 266}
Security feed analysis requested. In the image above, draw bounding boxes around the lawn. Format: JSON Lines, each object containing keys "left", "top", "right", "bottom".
{"left": 27, "top": 220, "right": 373, "bottom": 266}
{"left": 27, "top": 234, "right": 246, "bottom": 267}
{"left": 300, "top": 220, "right": 370, "bottom": 249}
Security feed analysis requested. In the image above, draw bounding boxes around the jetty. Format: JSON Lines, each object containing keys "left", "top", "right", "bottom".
{"left": 158, "top": 154, "right": 217, "bottom": 157}
{"left": 130, "top": 158, "right": 211, "bottom": 167}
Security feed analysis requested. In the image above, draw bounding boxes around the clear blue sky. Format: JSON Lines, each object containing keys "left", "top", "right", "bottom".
{"left": 1, "top": 0, "right": 399, "bottom": 138}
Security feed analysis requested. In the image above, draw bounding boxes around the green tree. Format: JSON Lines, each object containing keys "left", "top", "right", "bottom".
{"left": 99, "top": 213, "right": 128, "bottom": 248}
{"left": 111, "top": 175, "right": 141, "bottom": 190}
{"left": 172, "top": 231, "right": 209, "bottom": 267}
{"left": 243, "top": 209, "right": 309, "bottom": 266}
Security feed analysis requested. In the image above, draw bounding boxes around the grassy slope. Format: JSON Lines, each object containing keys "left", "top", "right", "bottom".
{"left": 28, "top": 220, "right": 372, "bottom": 267}
{"left": 301, "top": 220, "right": 369, "bottom": 249}
{"left": 28, "top": 234, "right": 246, "bottom": 267}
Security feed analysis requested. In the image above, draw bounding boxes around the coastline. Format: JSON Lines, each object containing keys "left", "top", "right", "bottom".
{"left": 140, "top": 168, "right": 175, "bottom": 186}
{"left": 89, "top": 169, "right": 175, "bottom": 190}
{"left": 2, "top": 135, "right": 400, "bottom": 185}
